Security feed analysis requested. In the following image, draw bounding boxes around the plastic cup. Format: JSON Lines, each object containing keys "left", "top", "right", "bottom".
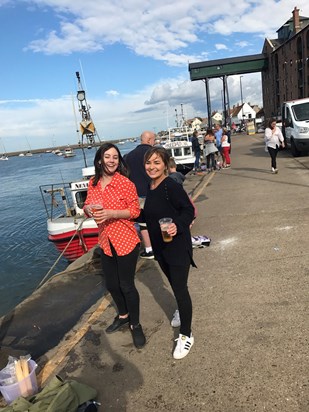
{"left": 0, "top": 360, "right": 38, "bottom": 404}
{"left": 159, "top": 218, "right": 173, "bottom": 243}
{"left": 89, "top": 204, "right": 103, "bottom": 213}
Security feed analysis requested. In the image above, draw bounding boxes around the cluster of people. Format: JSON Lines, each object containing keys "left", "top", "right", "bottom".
{"left": 83, "top": 131, "right": 196, "bottom": 360}
{"left": 194, "top": 119, "right": 285, "bottom": 175}
{"left": 192, "top": 124, "right": 231, "bottom": 173}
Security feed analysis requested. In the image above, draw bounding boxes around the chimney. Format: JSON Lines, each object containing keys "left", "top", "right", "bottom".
{"left": 293, "top": 6, "right": 300, "bottom": 33}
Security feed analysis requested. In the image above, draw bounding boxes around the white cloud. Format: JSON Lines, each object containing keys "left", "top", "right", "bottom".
{"left": 106, "top": 90, "right": 119, "bottom": 97}
{"left": 215, "top": 43, "right": 228, "bottom": 50}
{"left": 25, "top": 1, "right": 309, "bottom": 65}
{"left": 235, "top": 41, "right": 250, "bottom": 48}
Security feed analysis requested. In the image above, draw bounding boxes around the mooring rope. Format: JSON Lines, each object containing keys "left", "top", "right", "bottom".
{"left": 36, "top": 216, "right": 88, "bottom": 290}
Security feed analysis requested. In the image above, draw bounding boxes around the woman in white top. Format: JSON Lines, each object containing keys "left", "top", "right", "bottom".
{"left": 264, "top": 118, "right": 285, "bottom": 173}
{"left": 221, "top": 128, "right": 231, "bottom": 168}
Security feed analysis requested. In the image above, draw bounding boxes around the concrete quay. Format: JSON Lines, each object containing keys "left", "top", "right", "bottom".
{"left": 0, "top": 134, "right": 308, "bottom": 411}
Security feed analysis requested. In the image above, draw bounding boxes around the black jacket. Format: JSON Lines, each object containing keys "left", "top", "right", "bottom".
{"left": 143, "top": 177, "right": 196, "bottom": 266}
{"left": 124, "top": 144, "right": 152, "bottom": 197}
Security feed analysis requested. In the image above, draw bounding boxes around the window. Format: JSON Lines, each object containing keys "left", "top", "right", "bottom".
{"left": 76, "top": 191, "right": 87, "bottom": 209}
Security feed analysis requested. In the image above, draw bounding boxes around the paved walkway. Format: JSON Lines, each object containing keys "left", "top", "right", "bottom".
{"left": 1, "top": 134, "right": 308, "bottom": 411}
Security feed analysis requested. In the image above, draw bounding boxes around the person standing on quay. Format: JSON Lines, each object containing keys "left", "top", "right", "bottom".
{"left": 203, "top": 128, "right": 217, "bottom": 172}
{"left": 264, "top": 118, "right": 285, "bottom": 173}
{"left": 191, "top": 130, "right": 201, "bottom": 171}
{"left": 143, "top": 147, "right": 196, "bottom": 360}
{"left": 84, "top": 143, "right": 146, "bottom": 349}
{"left": 125, "top": 131, "right": 156, "bottom": 259}
{"left": 221, "top": 128, "right": 231, "bottom": 168}
{"left": 214, "top": 123, "right": 223, "bottom": 154}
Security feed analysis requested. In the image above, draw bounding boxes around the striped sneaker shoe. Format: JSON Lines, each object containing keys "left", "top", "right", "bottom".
{"left": 173, "top": 333, "right": 194, "bottom": 359}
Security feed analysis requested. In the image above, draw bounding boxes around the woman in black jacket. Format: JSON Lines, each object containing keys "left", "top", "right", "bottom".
{"left": 143, "top": 146, "right": 196, "bottom": 359}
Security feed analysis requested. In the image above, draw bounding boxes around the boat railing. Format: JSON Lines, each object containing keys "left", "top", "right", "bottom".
{"left": 39, "top": 183, "right": 81, "bottom": 220}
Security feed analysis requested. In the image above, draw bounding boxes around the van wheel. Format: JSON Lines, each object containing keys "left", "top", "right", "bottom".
{"left": 291, "top": 139, "right": 301, "bottom": 157}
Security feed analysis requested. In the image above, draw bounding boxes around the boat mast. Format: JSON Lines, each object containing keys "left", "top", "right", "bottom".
{"left": 75, "top": 71, "right": 101, "bottom": 167}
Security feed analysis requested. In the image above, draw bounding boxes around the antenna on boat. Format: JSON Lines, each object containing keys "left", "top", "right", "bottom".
{"left": 180, "top": 103, "right": 185, "bottom": 128}
{"left": 175, "top": 108, "right": 179, "bottom": 127}
{"left": 75, "top": 71, "right": 101, "bottom": 167}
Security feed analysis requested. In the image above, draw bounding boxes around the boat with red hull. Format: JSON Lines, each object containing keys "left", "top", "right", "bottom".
{"left": 40, "top": 72, "right": 101, "bottom": 261}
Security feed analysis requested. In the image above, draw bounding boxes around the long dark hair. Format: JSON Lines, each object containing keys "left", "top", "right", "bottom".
{"left": 144, "top": 146, "right": 170, "bottom": 171}
{"left": 267, "top": 118, "right": 277, "bottom": 128}
{"left": 93, "top": 143, "right": 128, "bottom": 186}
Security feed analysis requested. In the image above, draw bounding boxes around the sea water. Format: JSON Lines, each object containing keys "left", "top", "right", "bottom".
{"left": 0, "top": 142, "right": 137, "bottom": 317}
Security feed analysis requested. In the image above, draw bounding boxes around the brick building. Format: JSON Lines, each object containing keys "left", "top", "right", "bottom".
{"left": 262, "top": 7, "right": 309, "bottom": 118}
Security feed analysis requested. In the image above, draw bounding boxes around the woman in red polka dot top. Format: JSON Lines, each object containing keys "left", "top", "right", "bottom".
{"left": 84, "top": 143, "right": 146, "bottom": 349}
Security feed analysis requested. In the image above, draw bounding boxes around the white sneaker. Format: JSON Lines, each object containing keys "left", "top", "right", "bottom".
{"left": 191, "top": 236, "right": 202, "bottom": 247}
{"left": 271, "top": 167, "right": 276, "bottom": 173}
{"left": 171, "top": 310, "right": 181, "bottom": 327}
{"left": 173, "top": 333, "right": 194, "bottom": 359}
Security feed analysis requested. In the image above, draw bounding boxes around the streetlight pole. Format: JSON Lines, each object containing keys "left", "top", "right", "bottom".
{"left": 240, "top": 75, "right": 244, "bottom": 124}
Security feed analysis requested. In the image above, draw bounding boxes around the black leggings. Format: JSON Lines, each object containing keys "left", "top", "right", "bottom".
{"left": 206, "top": 153, "right": 216, "bottom": 169}
{"left": 101, "top": 243, "right": 140, "bottom": 326}
{"left": 158, "top": 255, "right": 192, "bottom": 337}
{"left": 268, "top": 146, "right": 279, "bottom": 169}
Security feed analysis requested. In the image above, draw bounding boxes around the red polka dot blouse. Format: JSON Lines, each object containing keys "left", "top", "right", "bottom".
{"left": 84, "top": 172, "right": 141, "bottom": 256}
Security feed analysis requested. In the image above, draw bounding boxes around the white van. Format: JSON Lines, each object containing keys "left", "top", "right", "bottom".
{"left": 281, "top": 98, "right": 309, "bottom": 156}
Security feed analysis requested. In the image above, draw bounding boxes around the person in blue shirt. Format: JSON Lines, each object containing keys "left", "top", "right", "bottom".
{"left": 214, "top": 124, "right": 223, "bottom": 154}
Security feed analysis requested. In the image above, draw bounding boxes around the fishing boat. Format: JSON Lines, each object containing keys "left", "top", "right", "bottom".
{"left": 161, "top": 126, "right": 196, "bottom": 174}
{"left": 63, "top": 146, "right": 76, "bottom": 158}
{"left": 40, "top": 72, "right": 102, "bottom": 261}
{"left": 159, "top": 104, "right": 204, "bottom": 174}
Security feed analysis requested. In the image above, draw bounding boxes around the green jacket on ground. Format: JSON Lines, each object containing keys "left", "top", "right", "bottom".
{"left": 0, "top": 375, "right": 97, "bottom": 412}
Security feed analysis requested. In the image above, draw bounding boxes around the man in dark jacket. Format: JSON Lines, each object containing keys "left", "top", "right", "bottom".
{"left": 124, "top": 130, "right": 155, "bottom": 259}
{"left": 191, "top": 131, "right": 201, "bottom": 171}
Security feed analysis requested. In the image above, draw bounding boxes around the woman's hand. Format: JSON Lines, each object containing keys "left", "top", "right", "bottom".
{"left": 167, "top": 222, "right": 177, "bottom": 237}
{"left": 92, "top": 209, "right": 116, "bottom": 224}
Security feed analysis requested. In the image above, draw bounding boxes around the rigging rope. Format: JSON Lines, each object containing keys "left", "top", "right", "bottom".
{"left": 36, "top": 216, "right": 88, "bottom": 290}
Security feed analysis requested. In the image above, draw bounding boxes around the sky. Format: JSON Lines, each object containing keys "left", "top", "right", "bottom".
{"left": 0, "top": 0, "right": 309, "bottom": 152}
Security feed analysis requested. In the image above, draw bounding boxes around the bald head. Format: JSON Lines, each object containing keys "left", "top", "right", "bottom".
{"left": 140, "top": 131, "right": 156, "bottom": 146}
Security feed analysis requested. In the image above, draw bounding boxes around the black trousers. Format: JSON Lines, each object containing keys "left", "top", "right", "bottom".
{"left": 101, "top": 243, "right": 140, "bottom": 326}
{"left": 206, "top": 153, "right": 216, "bottom": 169}
{"left": 268, "top": 146, "right": 279, "bottom": 169}
{"left": 158, "top": 254, "right": 192, "bottom": 337}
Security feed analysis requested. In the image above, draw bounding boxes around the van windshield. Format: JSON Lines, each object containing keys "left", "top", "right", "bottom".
{"left": 292, "top": 102, "right": 309, "bottom": 121}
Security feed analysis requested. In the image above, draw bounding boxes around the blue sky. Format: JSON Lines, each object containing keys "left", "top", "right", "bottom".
{"left": 0, "top": 0, "right": 308, "bottom": 152}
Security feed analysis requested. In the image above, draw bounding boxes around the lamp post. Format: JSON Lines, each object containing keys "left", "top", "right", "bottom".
{"left": 240, "top": 75, "right": 244, "bottom": 124}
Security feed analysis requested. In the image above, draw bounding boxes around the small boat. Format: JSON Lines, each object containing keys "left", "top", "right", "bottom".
{"left": 0, "top": 138, "right": 8, "bottom": 160}
{"left": 63, "top": 146, "right": 76, "bottom": 158}
{"left": 40, "top": 72, "right": 101, "bottom": 261}
{"left": 19, "top": 153, "right": 25, "bottom": 157}
{"left": 161, "top": 127, "right": 196, "bottom": 174}
{"left": 25, "top": 138, "right": 33, "bottom": 156}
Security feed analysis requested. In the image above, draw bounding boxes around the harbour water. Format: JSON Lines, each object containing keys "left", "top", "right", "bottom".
{"left": 0, "top": 141, "right": 138, "bottom": 317}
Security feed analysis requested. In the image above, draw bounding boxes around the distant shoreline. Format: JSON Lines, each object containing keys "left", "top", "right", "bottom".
{"left": 2, "top": 139, "right": 136, "bottom": 157}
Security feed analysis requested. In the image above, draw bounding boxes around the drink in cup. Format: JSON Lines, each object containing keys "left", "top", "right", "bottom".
{"left": 159, "top": 217, "right": 173, "bottom": 243}
{"left": 90, "top": 204, "right": 103, "bottom": 213}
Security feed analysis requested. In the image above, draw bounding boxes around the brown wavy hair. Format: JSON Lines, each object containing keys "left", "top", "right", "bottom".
{"left": 93, "top": 143, "right": 128, "bottom": 186}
